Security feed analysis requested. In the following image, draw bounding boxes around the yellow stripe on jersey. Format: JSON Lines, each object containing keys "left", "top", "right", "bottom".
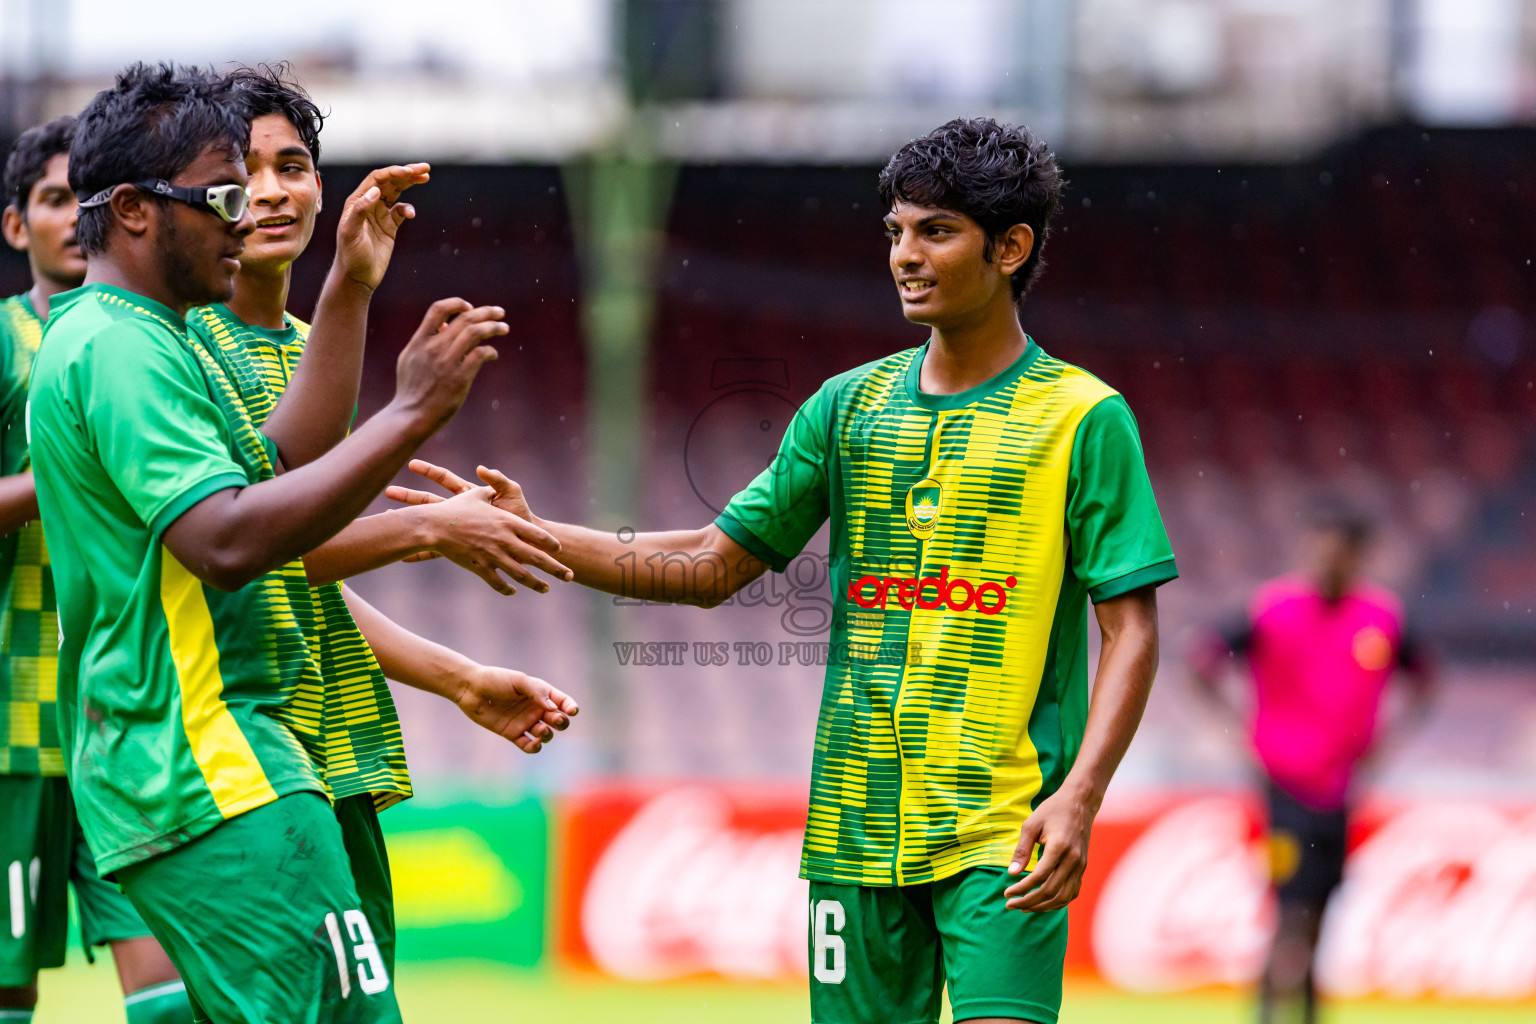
{"left": 7, "top": 701, "right": 38, "bottom": 748}
{"left": 160, "top": 547, "right": 278, "bottom": 818}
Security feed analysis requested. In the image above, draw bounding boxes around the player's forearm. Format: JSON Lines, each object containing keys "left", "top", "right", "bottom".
{"left": 261, "top": 269, "right": 372, "bottom": 468}
{"left": 1063, "top": 588, "right": 1161, "bottom": 808}
{"left": 164, "top": 403, "right": 435, "bottom": 591}
{"left": 0, "top": 471, "right": 40, "bottom": 536}
{"left": 532, "top": 520, "right": 759, "bottom": 607}
{"left": 304, "top": 510, "right": 438, "bottom": 586}
{"left": 343, "top": 585, "right": 472, "bottom": 699}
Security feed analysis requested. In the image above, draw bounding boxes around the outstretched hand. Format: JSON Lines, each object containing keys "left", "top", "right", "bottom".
{"left": 385, "top": 462, "right": 571, "bottom": 593}
{"left": 391, "top": 299, "right": 504, "bottom": 434}
{"left": 1001, "top": 787, "right": 1097, "bottom": 913}
{"left": 335, "top": 162, "right": 430, "bottom": 291}
{"left": 456, "top": 665, "right": 579, "bottom": 754}
{"left": 389, "top": 460, "right": 537, "bottom": 521}
{"left": 387, "top": 460, "right": 538, "bottom": 567}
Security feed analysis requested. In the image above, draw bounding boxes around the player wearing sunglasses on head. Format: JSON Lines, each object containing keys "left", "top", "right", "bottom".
{"left": 177, "top": 63, "right": 579, "bottom": 987}
{"left": 26, "top": 63, "right": 502, "bottom": 1024}
{"left": 79, "top": 178, "right": 254, "bottom": 223}
{"left": 0, "top": 117, "right": 194, "bottom": 1024}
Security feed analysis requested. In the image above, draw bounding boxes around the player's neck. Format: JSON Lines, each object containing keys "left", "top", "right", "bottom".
{"left": 921, "top": 301, "right": 1029, "bottom": 396}
{"left": 1311, "top": 574, "right": 1352, "bottom": 604}
{"left": 25, "top": 274, "right": 77, "bottom": 322}
{"left": 83, "top": 255, "right": 189, "bottom": 319}
{"left": 225, "top": 262, "right": 292, "bottom": 330}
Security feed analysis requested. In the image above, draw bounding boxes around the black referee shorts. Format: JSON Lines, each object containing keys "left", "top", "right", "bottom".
{"left": 1265, "top": 781, "right": 1348, "bottom": 910}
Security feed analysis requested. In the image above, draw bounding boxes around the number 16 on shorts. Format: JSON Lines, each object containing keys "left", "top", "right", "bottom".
{"left": 811, "top": 898, "right": 846, "bottom": 984}
{"left": 323, "top": 908, "right": 389, "bottom": 998}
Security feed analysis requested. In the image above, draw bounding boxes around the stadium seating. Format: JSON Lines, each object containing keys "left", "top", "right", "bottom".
{"left": 4, "top": 129, "right": 1528, "bottom": 782}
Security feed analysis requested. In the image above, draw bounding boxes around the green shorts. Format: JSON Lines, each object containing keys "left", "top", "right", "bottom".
{"left": 808, "top": 868, "right": 1067, "bottom": 1024}
{"left": 0, "top": 774, "right": 153, "bottom": 987}
{"left": 333, "top": 794, "right": 395, "bottom": 976}
{"left": 117, "top": 791, "right": 401, "bottom": 1024}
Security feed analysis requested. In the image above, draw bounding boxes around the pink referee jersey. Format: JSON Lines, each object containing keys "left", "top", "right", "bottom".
{"left": 1239, "top": 575, "right": 1410, "bottom": 811}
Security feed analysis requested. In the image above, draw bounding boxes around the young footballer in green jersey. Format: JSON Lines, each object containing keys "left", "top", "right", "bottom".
{"left": 0, "top": 117, "right": 194, "bottom": 1024}
{"left": 181, "top": 65, "right": 578, "bottom": 979}
{"left": 399, "top": 118, "right": 1175, "bottom": 1024}
{"left": 27, "top": 64, "right": 501, "bottom": 1024}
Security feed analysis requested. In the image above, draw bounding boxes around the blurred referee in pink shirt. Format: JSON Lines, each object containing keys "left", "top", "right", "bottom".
{"left": 1190, "top": 501, "right": 1435, "bottom": 1024}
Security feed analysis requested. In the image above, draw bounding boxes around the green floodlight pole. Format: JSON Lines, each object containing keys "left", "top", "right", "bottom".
{"left": 564, "top": 134, "right": 676, "bottom": 538}
{"left": 563, "top": 3, "right": 692, "bottom": 773}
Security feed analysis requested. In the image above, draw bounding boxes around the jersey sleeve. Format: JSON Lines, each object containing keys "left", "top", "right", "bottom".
{"left": 82, "top": 322, "right": 251, "bottom": 535}
{"left": 715, "top": 383, "right": 834, "bottom": 572}
{"left": 1066, "top": 394, "right": 1179, "bottom": 602}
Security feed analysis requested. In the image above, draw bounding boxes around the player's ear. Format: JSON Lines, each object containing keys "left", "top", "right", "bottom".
{"left": 110, "top": 185, "right": 154, "bottom": 239}
{"left": 314, "top": 171, "right": 322, "bottom": 214}
{"left": 0, "top": 205, "right": 27, "bottom": 253}
{"left": 994, "top": 223, "right": 1035, "bottom": 277}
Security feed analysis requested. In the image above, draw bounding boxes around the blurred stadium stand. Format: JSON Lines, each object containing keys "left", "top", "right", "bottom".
{"left": 6, "top": 5, "right": 1536, "bottom": 1008}
{"left": 647, "top": 129, "right": 1536, "bottom": 657}
{"left": 5, "top": 126, "right": 1534, "bottom": 794}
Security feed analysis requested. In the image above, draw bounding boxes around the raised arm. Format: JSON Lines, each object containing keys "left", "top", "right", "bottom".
{"left": 1004, "top": 585, "right": 1161, "bottom": 912}
{"left": 341, "top": 585, "right": 577, "bottom": 754}
{"left": 163, "top": 299, "right": 502, "bottom": 591}
{"left": 260, "top": 164, "right": 430, "bottom": 467}
{"left": 386, "top": 460, "right": 770, "bottom": 606}
{"left": 0, "top": 471, "right": 38, "bottom": 536}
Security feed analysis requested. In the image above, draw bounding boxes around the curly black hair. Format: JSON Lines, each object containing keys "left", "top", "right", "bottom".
{"left": 3, "top": 115, "right": 76, "bottom": 214}
{"left": 70, "top": 63, "right": 249, "bottom": 256}
{"left": 225, "top": 63, "right": 325, "bottom": 163}
{"left": 878, "top": 117, "right": 1064, "bottom": 300}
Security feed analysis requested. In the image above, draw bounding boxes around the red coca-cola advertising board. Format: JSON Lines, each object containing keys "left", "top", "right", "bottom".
{"left": 555, "top": 785, "right": 810, "bottom": 980}
{"left": 555, "top": 785, "right": 1536, "bottom": 999}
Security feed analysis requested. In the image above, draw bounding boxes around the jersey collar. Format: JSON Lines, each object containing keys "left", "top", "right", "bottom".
{"left": 905, "top": 336, "right": 1040, "bottom": 411}
{"left": 207, "top": 303, "right": 298, "bottom": 346}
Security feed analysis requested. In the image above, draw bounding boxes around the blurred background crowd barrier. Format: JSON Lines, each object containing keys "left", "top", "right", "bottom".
{"left": 3, "top": 0, "right": 1535, "bottom": 1006}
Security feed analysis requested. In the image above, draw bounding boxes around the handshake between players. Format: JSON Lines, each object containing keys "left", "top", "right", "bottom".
{"left": 2, "top": 62, "right": 573, "bottom": 1024}
{"left": 3, "top": 56, "right": 1176, "bottom": 1024}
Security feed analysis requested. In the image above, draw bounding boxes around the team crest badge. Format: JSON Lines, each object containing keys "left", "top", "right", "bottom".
{"left": 905, "top": 478, "right": 942, "bottom": 540}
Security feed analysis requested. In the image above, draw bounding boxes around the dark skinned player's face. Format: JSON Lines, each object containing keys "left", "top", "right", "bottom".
{"left": 155, "top": 144, "right": 255, "bottom": 308}
{"left": 884, "top": 200, "right": 1030, "bottom": 329}
{"left": 1300, "top": 526, "right": 1364, "bottom": 597}
{"left": 0, "top": 153, "right": 87, "bottom": 288}
{"left": 240, "top": 113, "right": 320, "bottom": 273}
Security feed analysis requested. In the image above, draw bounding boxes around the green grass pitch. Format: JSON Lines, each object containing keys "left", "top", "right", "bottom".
{"left": 32, "top": 957, "right": 1536, "bottom": 1022}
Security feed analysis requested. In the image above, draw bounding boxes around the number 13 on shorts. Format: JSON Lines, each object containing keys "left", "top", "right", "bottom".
{"left": 811, "top": 898, "right": 846, "bottom": 984}
{"left": 323, "top": 908, "right": 390, "bottom": 998}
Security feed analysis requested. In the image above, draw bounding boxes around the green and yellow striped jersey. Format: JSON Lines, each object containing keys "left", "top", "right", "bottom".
{"left": 187, "top": 304, "right": 410, "bottom": 810}
{"left": 718, "top": 340, "right": 1177, "bottom": 886}
{"left": 0, "top": 294, "right": 59, "bottom": 776}
{"left": 29, "top": 284, "right": 325, "bottom": 875}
